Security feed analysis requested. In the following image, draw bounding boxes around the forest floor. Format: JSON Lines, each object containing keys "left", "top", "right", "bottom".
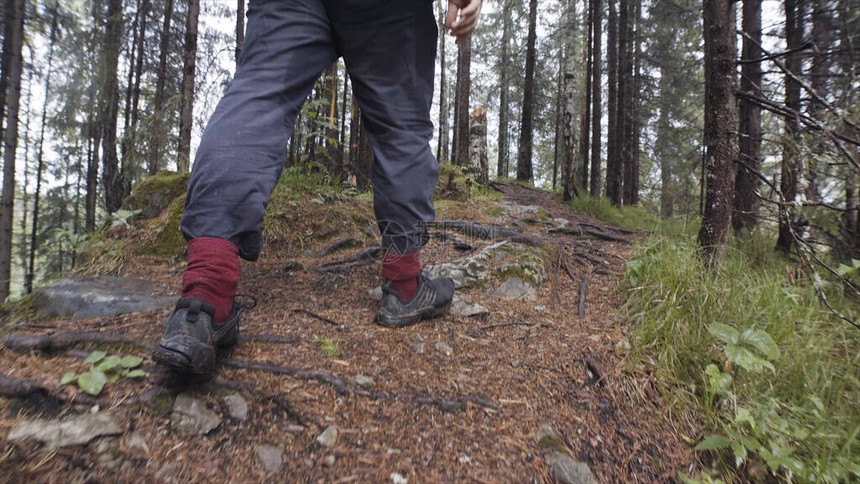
{"left": 0, "top": 181, "right": 695, "bottom": 483}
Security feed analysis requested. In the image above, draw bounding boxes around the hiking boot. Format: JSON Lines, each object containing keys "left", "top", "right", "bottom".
{"left": 152, "top": 298, "right": 240, "bottom": 375}
{"left": 375, "top": 274, "right": 454, "bottom": 328}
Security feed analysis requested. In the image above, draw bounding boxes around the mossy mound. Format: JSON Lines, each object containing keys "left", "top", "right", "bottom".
{"left": 496, "top": 244, "right": 547, "bottom": 286}
{"left": 435, "top": 163, "right": 471, "bottom": 202}
{"left": 121, "top": 171, "right": 190, "bottom": 220}
{"left": 146, "top": 197, "right": 187, "bottom": 259}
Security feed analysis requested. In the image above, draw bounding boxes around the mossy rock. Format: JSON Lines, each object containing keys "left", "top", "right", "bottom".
{"left": 496, "top": 245, "right": 547, "bottom": 286}
{"left": 435, "top": 163, "right": 471, "bottom": 202}
{"left": 147, "top": 198, "right": 187, "bottom": 258}
{"left": 121, "top": 171, "right": 190, "bottom": 220}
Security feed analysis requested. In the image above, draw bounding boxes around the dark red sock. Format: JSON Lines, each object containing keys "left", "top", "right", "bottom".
{"left": 181, "top": 237, "right": 241, "bottom": 324}
{"left": 382, "top": 250, "right": 421, "bottom": 302}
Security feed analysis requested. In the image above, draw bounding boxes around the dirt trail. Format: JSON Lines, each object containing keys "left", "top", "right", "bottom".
{"left": 0, "top": 182, "right": 692, "bottom": 482}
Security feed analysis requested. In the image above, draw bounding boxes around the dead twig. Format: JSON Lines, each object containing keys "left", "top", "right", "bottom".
{"left": 239, "top": 333, "right": 301, "bottom": 345}
{"left": 291, "top": 309, "right": 339, "bottom": 326}
{"left": 314, "top": 246, "right": 383, "bottom": 271}
{"left": 315, "top": 237, "right": 362, "bottom": 259}
{"left": 225, "top": 359, "right": 380, "bottom": 398}
{"left": 578, "top": 277, "right": 590, "bottom": 319}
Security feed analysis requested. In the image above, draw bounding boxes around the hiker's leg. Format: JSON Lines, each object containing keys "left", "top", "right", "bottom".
{"left": 330, "top": 1, "right": 439, "bottom": 299}
{"left": 181, "top": 0, "right": 337, "bottom": 264}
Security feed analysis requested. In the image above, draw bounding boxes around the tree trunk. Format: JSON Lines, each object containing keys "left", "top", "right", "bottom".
{"left": 604, "top": 0, "right": 620, "bottom": 204}
{"left": 324, "top": 63, "right": 340, "bottom": 178}
{"left": 17, "top": 68, "right": 34, "bottom": 290}
{"left": 561, "top": 0, "right": 578, "bottom": 201}
{"left": 616, "top": 0, "right": 629, "bottom": 205}
{"left": 776, "top": 0, "right": 803, "bottom": 254}
{"left": 469, "top": 108, "right": 488, "bottom": 184}
{"left": 437, "top": 0, "right": 449, "bottom": 165}
{"left": 553, "top": 43, "right": 563, "bottom": 192}
{"left": 121, "top": 0, "right": 149, "bottom": 197}
{"left": 149, "top": 0, "right": 174, "bottom": 175}
{"left": 236, "top": 0, "right": 245, "bottom": 65}
{"left": 516, "top": 0, "right": 538, "bottom": 182}
{"left": 629, "top": 0, "right": 640, "bottom": 206}
{"left": 0, "top": 0, "right": 26, "bottom": 302}
{"left": 101, "top": 0, "right": 124, "bottom": 214}
{"left": 177, "top": 0, "right": 200, "bottom": 172}
{"left": 454, "top": 36, "right": 472, "bottom": 167}
{"left": 589, "top": 0, "right": 602, "bottom": 197}
{"left": 698, "top": 0, "right": 738, "bottom": 269}
{"left": 497, "top": 0, "right": 512, "bottom": 177}
{"left": 339, "top": 69, "right": 349, "bottom": 169}
{"left": 806, "top": 0, "right": 830, "bottom": 203}
{"left": 656, "top": 65, "right": 673, "bottom": 218}
{"left": 578, "top": 0, "right": 594, "bottom": 196}
{"left": 733, "top": 0, "right": 762, "bottom": 231}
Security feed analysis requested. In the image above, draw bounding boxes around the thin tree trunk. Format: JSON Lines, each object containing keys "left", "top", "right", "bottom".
{"left": 656, "top": 65, "right": 673, "bottom": 218}
{"left": 589, "top": 0, "right": 603, "bottom": 197}
{"left": 629, "top": 0, "right": 640, "bottom": 205}
{"left": 339, "top": 69, "right": 349, "bottom": 169}
{"left": 733, "top": 0, "right": 762, "bottom": 231}
{"left": 516, "top": 0, "right": 538, "bottom": 182}
{"left": 561, "top": 0, "right": 578, "bottom": 201}
{"left": 454, "top": 36, "right": 472, "bottom": 167}
{"left": 497, "top": 0, "right": 512, "bottom": 177}
{"left": 437, "top": 0, "right": 449, "bottom": 164}
{"left": 101, "top": 0, "right": 124, "bottom": 214}
{"left": 324, "top": 63, "right": 340, "bottom": 178}
{"left": 776, "top": 0, "right": 803, "bottom": 253}
{"left": 236, "top": 0, "right": 245, "bottom": 64}
{"left": 578, "top": 0, "right": 594, "bottom": 196}
{"left": 0, "top": 0, "right": 26, "bottom": 301}
{"left": 177, "top": 0, "right": 200, "bottom": 172}
{"left": 149, "top": 0, "right": 174, "bottom": 175}
{"left": 17, "top": 67, "right": 34, "bottom": 289}
{"left": 698, "top": 0, "right": 738, "bottom": 269}
{"left": 604, "top": 0, "right": 620, "bottom": 204}
{"left": 121, "top": 0, "right": 149, "bottom": 195}
{"left": 552, "top": 43, "right": 563, "bottom": 191}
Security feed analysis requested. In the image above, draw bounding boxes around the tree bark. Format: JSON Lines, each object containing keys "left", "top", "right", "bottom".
{"left": 149, "top": 0, "right": 174, "bottom": 175}
{"left": 121, "top": 0, "right": 149, "bottom": 197}
{"left": 437, "top": 0, "right": 449, "bottom": 164}
{"left": 628, "top": 0, "right": 640, "bottom": 205}
{"left": 469, "top": 108, "right": 488, "bottom": 184}
{"left": 589, "top": 0, "right": 603, "bottom": 197}
{"left": 454, "top": 36, "right": 472, "bottom": 167}
{"left": 177, "top": 0, "right": 200, "bottom": 172}
{"left": 0, "top": 0, "right": 26, "bottom": 301}
{"left": 578, "top": 0, "right": 594, "bottom": 195}
{"left": 561, "top": 0, "right": 578, "bottom": 201}
{"left": 516, "top": 0, "right": 538, "bottom": 182}
{"left": 236, "top": 0, "right": 245, "bottom": 65}
{"left": 101, "top": 0, "right": 124, "bottom": 214}
{"left": 496, "top": 0, "right": 512, "bottom": 177}
{"left": 733, "top": 0, "right": 762, "bottom": 231}
{"left": 698, "top": 0, "right": 738, "bottom": 269}
{"left": 656, "top": 64, "right": 673, "bottom": 218}
{"left": 604, "top": 0, "right": 620, "bottom": 204}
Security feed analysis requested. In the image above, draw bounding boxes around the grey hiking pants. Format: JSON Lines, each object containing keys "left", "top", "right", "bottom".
{"left": 180, "top": 0, "right": 439, "bottom": 261}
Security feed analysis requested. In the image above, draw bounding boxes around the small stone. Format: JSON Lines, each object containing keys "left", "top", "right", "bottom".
{"left": 390, "top": 472, "right": 408, "bottom": 484}
{"left": 354, "top": 375, "right": 375, "bottom": 387}
{"left": 155, "top": 461, "right": 181, "bottom": 482}
{"left": 615, "top": 338, "right": 631, "bottom": 355}
{"left": 126, "top": 433, "right": 149, "bottom": 453}
{"left": 368, "top": 287, "right": 383, "bottom": 300}
{"left": 458, "top": 455, "right": 471, "bottom": 464}
{"left": 96, "top": 437, "right": 119, "bottom": 454}
{"left": 548, "top": 451, "right": 597, "bottom": 484}
{"left": 534, "top": 305, "right": 547, "bottom": 312}
{"left": 303, "top": 458, "right": 314, "bottom": 468}
{"left": 435, "top": 341, "right": 453, "bottom": 356}
{"left": 285, "top": 424, "right": 305, "bottom": 433}
{"left": 322, "top": 454, "right": 336, "bottom": 467}
{"left": 171, "top": 393, "right": 222, "bottom": 435}
{"left": 222, "top": 394, "right": 249, "bottom": 421}
{"left": 449, "top": 296, "right": 489, "bottom": 318}
{"left": 7, "top": 412, "right": 122, "bottom": 448}
{"left": 410, "top": 341, "right": 426, "bottom": 355}
{"left": 254, "top": 444, "right": 284, "bottom": 473}
{"left": 491, "top": 277, "right": 537, "bottom": 301}
{"left": 316, "top": 425, "right": 338, "bottom": 448}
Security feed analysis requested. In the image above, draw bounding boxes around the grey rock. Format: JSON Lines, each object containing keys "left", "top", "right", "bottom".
{"left": 492, "top": 277, "right": 537, "bottom": 301}
{"left": 425, "top": 241, "right": 508, "bottom": 288}
{"left": 410, "top": 340, "right": 427, "bottom": 355}
{"left": 322, "top": 454, "right": 336, "bottom": 467}
{"left": 32, "top": 276, "right": 173, "bottom": 319}
{"left": 534, "top": 305, "right": 547, "bottom": 312}
{"left": 221, "top": 394, "right": 248, "bottom": 422}
{"left": 155, "top": 461, "right": 182, "bottom": 482}
{"left": 506, "top": 204, "right": 543, "bottom": 217}
{"left": 285, "top": 424, "right": 305, "bottom": 433}
{"left": 254, "top": 444, "right": 284, "bottom": 473}
{"left": 7, "top": 412, "right": 122, "bottom": 448}
{"left": 435, "top": 341, "right": 453, "bottom": 356}
{"left": 353, "top": 375, "right": 375, "bottom": 387}
{"left": 449, "top": 296, "right": 489, "bottom": 318}
{"left": 368, "top": 286, "right": 383, "bottom": 300}
{"left": 316, "top": 425, "right": 338, "bottom": 448}
{"left": 171, "top": 393, "right": 221, "bottom": 435}
{"left": 548, "top": 451, "right": 597, "bottom": 484}
{"left": 126, "top": 432, "right": 149, "bottom": 453}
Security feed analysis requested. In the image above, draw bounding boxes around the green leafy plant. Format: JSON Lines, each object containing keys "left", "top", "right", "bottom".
{"left": 313, "top": 336, "right": 341, "bottom": 357}
{"left": 707, "top": 323, "right": 780, "bottom": 373}
{"left": 61, "top": 350, "right": 146, "bottom": 396}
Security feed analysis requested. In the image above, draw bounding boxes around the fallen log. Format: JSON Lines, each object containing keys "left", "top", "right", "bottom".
{"left": 435, "top": 220, "right": 540, "bottom": 245}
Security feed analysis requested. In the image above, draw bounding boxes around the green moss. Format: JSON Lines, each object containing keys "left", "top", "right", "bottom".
{"left": 121, "top": 171, "right": 190, "bottom": 220}
{"left": 147, "top": 199, "right": 187, "bottom": 259}
{"left": 496, "top": 245, "right": 547, "bottom": 286}
{"left": 435, "top": 163, "right": 471, "bottom": 201}
{"left": 313, "top": 336, "right": 341, "bottom": 357}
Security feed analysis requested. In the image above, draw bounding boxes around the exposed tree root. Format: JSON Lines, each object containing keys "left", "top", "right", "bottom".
{"left": 291, "top": 309, "right": 339, "bottom": 327}
{"left": 315, "top": 237, "right": 362, "bottom": 259}
{"left": 1, "top": 332, "right": 146, "bottom": 353}
{"left": 436, "top": 220, "right": 541, "bottom": 245}
{"left": 314, "top": 246, "right": 383, "bottom": 271}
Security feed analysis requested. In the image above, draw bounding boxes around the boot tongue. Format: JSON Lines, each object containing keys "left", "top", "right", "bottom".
{"left": 186, "top": 300, "right": 202, "bottom": 324}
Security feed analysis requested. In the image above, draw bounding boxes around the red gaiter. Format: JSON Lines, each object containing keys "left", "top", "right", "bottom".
{"left": 181, "top": 237, "right": 241, "bottom": 324}
{"left": 381, "top": 251, "right": 421, "bottom": 302}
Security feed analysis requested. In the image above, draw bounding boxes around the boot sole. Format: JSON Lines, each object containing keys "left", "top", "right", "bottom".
{"left": 375, "top": 301, "right": 452, "bottom": 328}
{"left": 152, "top": 330, "right": 238, "bottom": 375}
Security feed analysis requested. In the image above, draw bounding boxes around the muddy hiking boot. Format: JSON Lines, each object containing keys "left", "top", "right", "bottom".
{"left": 375, "top": 274, "right": 455, "bottom": 328}
{"left": 152, "top": 298, "right": 241, "bottom": 375}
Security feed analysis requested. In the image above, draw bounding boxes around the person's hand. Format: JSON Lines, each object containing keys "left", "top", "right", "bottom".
{"left": 446, "top": 0, "right": 482, "bottom": 43}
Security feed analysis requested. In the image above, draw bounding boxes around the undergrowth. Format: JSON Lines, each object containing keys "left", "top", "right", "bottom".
{"left": 570, "top": 198, "right": 859, "bottom": 482}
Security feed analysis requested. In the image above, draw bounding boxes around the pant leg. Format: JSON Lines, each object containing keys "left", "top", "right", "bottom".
{"left": 327, "top": 0, "right": 439, "bottom": 256}
{"left": 181, "top": 0, "right": 337, "bottom": 261}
